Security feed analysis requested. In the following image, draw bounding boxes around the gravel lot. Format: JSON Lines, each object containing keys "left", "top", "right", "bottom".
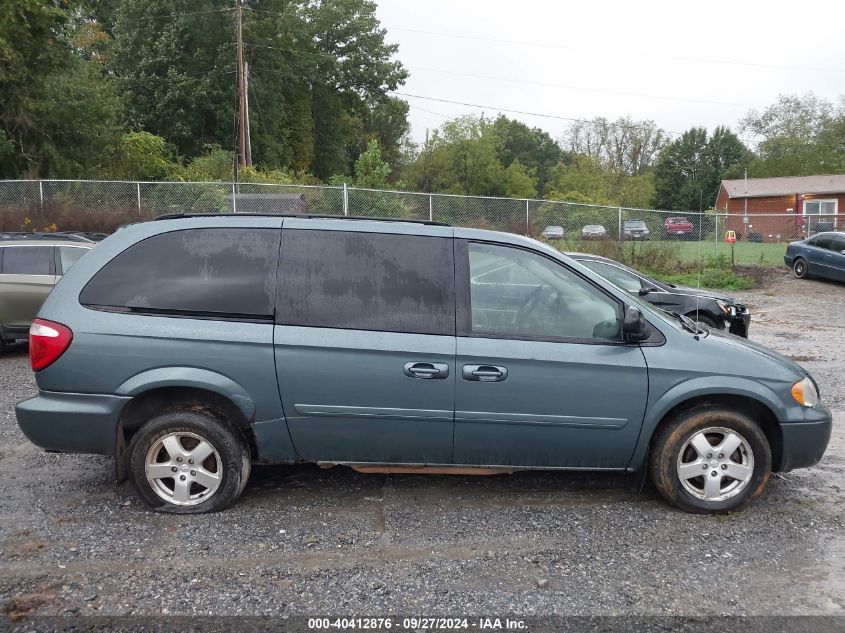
{"left": 0, "top": 270, "right": 843, "bottom": 621}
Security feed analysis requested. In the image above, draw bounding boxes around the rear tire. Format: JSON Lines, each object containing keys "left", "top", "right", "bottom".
{"left": 649, "top": 406, "right": 771, "bottom": 514}
{"left": 127, "top": 409, "right": 249, "bottom": 514}
{"left": 793, "top": 257, "right": 809, "bottom": 279}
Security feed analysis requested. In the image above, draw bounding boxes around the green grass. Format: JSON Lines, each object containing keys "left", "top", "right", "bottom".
{"left": 646, "top": 268, "right": 757, "bottom": 292}
{"left": 672, "top": 241, "right": 787, "bottom": 266}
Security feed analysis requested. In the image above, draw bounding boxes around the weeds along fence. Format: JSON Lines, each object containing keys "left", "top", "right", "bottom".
{"left": 0, "top": 179, "right": 839, "bottom": 269}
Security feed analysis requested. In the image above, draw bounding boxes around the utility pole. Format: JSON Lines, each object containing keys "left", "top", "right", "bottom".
{"left": 236, "top": 0, "right": 250, "bottom": 167}
{"left": 244, "top": 61, "right": 252, "bottom": 166}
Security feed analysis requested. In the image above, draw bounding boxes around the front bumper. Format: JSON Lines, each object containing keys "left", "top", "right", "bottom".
{"left": 16, "top": 390, "right": 130, "bottom": 455}
{"left": 777, "top": 404, "right": 833, "bottom": 471}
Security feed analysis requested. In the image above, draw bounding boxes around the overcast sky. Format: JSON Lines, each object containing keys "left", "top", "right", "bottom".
{"left": 375, "top": 0, "right": 845, "bottom": 146}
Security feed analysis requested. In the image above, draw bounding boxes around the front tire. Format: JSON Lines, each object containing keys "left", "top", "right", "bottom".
{"left": 649, "top": 407, "right": 771, "bottom": 514}
{"left": 689, "top": 313, "right": 718, "bottom": 329}
{"left": 792, "top": 257, "right": 809, "bottom": 279}
{"left": 127, "top": 409, "right": 249, "bottom": 514}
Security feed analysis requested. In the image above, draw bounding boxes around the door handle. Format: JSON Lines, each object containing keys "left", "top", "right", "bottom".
{"left": 403, "top": 362, "right": 450, "bottom": 379}
{"left": 462, "top": 364, "right": 508, "bottom": 382}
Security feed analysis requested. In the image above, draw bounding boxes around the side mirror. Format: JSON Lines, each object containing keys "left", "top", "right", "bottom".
{"left": 638, "top": 287, "right": 652, "bottom": 296}
{"left": 623, "top": 306, "right": 649, "bottom": 342}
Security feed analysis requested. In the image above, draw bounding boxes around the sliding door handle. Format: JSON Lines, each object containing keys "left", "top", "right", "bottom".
{"left": 404, "top": 362, "right": 450, "bottom": 379}
{"left": 462, "top": 364, "right": 508, "bottom": 382}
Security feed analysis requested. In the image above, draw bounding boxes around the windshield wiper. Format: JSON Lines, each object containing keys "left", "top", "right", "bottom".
{"left": 666, "top": 310, "right": 704, "bottom": 334}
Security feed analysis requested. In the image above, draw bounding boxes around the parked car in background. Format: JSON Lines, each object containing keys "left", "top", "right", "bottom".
{"left": 623, "top": 220, "right": 650, "bottom": 240}
{"left": 16, "top": 214, "right": 830, "bottom": 515}
{"left": 568, "top": 252, "right": 751, "bottom": 337}
{"left": 581, "top": 224, "right": 607, "bottom": 240}
{"left": 0, "top": 233, "right": 94, "bottom": 353}
{"left": 663, "top": 217, "right": 694, "bottom": 239}
{"left": 785, "top": 231, "right": 845, "bottom": 283}
{"left": 541, "top": 225, "right": 564, "bottom": 240}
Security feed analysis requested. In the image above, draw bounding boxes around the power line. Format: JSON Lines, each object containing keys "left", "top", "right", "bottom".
{"left": 388, "top": 26, "right": 845, "bottom": 74}
{"left": 146, "top": 7, "right": 234, "bottom": 19}
{"left": 407, "top": 104, "right": 452, "bottom": 119}
{"left": 393, "top": 91, "right": 762, "bottom": 143}
{"left": 407, "top": 66, "right": 756, "bottom": 108}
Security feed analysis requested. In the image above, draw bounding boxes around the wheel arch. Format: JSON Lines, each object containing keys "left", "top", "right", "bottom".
{"left": 115, "top": 385, "right": 257, "bottom": 483}
{"left": 643, "top": 393, "right": 783, "bottom": 472}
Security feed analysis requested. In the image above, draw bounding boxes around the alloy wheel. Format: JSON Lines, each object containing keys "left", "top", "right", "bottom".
{"left": 676, "top": 427, "right": 754, "bottom": 502}
{"left": 145, "top": 431, "right": 222, "bottom": 506}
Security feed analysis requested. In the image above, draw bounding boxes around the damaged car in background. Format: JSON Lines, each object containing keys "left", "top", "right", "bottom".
{"left": 568, "top": 252, "right": 751, "bottom": 337}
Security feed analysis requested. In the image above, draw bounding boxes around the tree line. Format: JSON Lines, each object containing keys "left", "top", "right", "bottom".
{"left": 2, "top": 1, "right": 844, "bottom": 211}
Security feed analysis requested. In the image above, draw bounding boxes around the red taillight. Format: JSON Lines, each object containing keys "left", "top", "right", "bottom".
{"left": 29, "top": 319, "right": 73, "bottom": 372}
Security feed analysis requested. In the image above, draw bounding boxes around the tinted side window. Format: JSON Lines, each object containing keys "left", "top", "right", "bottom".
{"left": 830, "top": 235, "right": 845, "bottom": 252}
{"left": 1, "top": 246, "right": 53, "bottom": 275}
{"left": 466, "top": 242, "right": 621, "bottom": 341}
{"left": 80, "top": 228, "right": 279, "bottom": 318}
{"left": 277, "top": 230, "right": 455, "bottom": 335}
{"left": 809, "top": 236, "right": 832, "bottom": 250}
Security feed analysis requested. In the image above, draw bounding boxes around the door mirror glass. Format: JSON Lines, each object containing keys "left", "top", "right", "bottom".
{"left": 622, "top": 306, "right": 649, "bottom": 341}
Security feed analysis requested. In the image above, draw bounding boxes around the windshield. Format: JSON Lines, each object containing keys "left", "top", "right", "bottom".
{"left": 625, "top": 221, "right": 646, "bottom": 228}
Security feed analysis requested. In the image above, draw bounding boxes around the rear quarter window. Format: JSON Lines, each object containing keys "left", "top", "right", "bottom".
{"left": 79, "top": 228, "right": 279, "bottom": 319}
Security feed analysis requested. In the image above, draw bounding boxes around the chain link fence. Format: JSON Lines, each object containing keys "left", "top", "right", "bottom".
{"left": 1, "top": 179, "right": 841, "bottom": 269}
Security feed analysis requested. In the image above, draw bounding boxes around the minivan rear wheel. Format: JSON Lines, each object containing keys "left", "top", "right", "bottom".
{"left": 127, "top": 409, "right": 249, "bottom": 514}
{"left": 648, "top": 407, "right": 771, "bottom": 514}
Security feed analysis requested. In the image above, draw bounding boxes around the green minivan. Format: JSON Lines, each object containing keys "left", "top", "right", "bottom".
{"left": 15, "top": 215, "right": 832, "bottom": 514}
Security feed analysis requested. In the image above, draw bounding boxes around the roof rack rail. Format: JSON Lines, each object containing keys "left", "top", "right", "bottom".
{"left": 0, "top": 231, "right": 95, "bottom": 243}
{"left": 152, "top": 212, "right": 450, "bottom": 227}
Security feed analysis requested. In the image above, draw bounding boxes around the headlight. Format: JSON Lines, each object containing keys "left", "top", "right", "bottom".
{"left": 716, "top": 300, "right": 730, "bottom": 315}
{"left": 791, "top": 377, "right": 818, "bottom": 407}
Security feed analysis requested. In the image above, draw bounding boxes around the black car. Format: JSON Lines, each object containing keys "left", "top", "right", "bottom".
{"left": 568, "top": 253, "right": 751, "bottom": 337}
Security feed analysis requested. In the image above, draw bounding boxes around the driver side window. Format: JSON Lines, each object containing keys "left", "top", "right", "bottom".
{"left": 467, "top": 242, "right": 621, "bottom": 341}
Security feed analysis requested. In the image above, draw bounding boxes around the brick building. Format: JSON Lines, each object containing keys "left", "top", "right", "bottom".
{"left": 715, "top": 174, "right": 845, "bottom": 241}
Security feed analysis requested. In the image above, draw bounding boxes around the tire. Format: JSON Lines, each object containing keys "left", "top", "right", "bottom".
{"left": 648, "top": 406, "right": 771, "bottom": 514}
{"left": 689, "top": 313, "right": 718, "bottom": 329}
{"left": 792, "top": 257, "right": 809, "bottom": 279}
{"left": 127, "top": 409, "right": 250, "bottom": 514}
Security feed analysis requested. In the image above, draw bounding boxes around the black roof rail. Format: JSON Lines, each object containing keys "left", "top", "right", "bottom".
{"left": 0, "top": 231, "right": 95, "bottom": 243}
{"left": 153, "top": 212, "right": 450, "bottom": 227}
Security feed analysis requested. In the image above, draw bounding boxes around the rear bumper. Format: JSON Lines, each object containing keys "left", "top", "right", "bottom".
{"left": 777, "top": 405, "right": 833, "bottom": 471}
{"left": 0, "top": 324, "right": 29, "bottom": 342}
{"left": 16, "top": 390, "right": 130, "bottom": 455}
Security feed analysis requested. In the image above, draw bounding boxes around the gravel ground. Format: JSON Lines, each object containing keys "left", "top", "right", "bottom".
{"left": 0, "top": 270, "right": 843, "bottom": 620}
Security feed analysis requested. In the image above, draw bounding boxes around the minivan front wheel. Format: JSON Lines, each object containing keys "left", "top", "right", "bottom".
{"left": 649, "top": 407, "right": 771, "bottom": 514}
{"left": 127, "top": 409, "right": 249, "bottom": 513}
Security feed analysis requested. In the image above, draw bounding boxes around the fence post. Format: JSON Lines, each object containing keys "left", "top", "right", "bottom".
{"left": 39, "top": 180, "right": 44, "bottom": 213}
{"left": 714, "top": 213, "right": 719, "bottom": 257}
{"left": 231, "top": 182, "right": 237, "bottom": 213}
{"left": 343, "top": 183, "right": 349, "bottom": 216}
{"left": 136, "top": 182, "right": 142, "bottom": 214}
{"left": 429, "top": 194, "right": 433, "bottom": 222}
{"left": 617, "top": 207, "right": 622, "bottom": 247}
{"left": 525, "top": 199, "right": 530, "bottom": 236}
